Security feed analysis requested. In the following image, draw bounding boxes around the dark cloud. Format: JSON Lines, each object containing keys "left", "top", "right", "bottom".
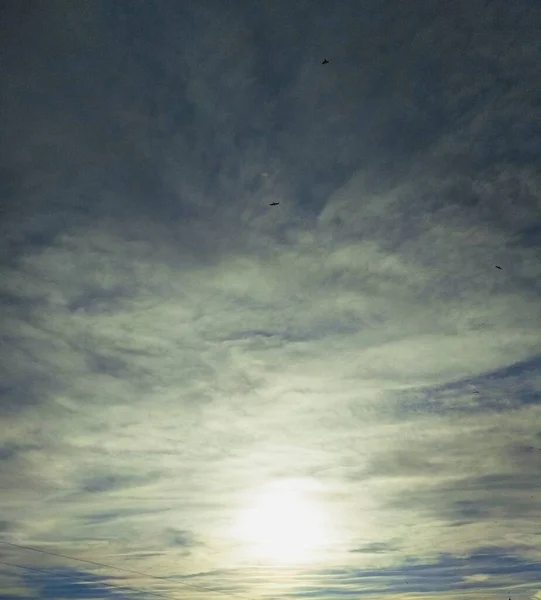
{"left": 349, "top": 542, "right": 399, "bottom": 555}
{"left": 0, "top": 443, "right": 40, "bottom": 462}
{"left": 0, "top": 376, "right": 54, "bottom": 415}
{"left": 452, "top": 500, "right": 493, "bottom": 523}
{"left": 84, "top": 352, "right": 132, "bottom": 378}
{"left": 83, "top": 507, "right": 168, "bottom": 526}
{"left": 67, "top": 286, "right": 137, "bottom": 316}
{"left": 165, "top": 528, "right": 201, "bottom": 550}
{"left": 79, "top": 472, "right": 159, "bottom": 495}
{"left": 299, "top": 549, "right": 541, "bottom": 596}
{"left": 0, "top": 291, "right": 43, "bottom": 316}
{"left": 0, "top": 520, "right": 13, "bottom": 533}
{"left": 384, "top": 471, "right": 541, "bottom": 527}
{"left": 394, "top": 355, "right": 541, "bottom": 418}
{"left": 21, "top": 567, "right": 141, "bottom": 600}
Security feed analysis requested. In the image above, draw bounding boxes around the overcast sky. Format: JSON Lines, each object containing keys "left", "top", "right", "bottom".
{"left": 1, "top": 1, "right": 541, "bottom": 599}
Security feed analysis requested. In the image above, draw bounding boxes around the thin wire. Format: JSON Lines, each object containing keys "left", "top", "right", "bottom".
{"left": 0, "top": 540, "right": 253, "bottom": 600}
{"left": 0, "top": 559, "right": 185, "bottom": 600}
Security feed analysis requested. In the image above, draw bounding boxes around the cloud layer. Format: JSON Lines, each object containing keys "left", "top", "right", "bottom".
{"left": 1, "top": 1, "right": 540, "bottom": 599}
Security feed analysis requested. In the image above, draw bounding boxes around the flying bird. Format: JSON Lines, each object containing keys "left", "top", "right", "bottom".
{"left": 495, "top": 265, "right": 502, "bottom": 269}
{"left": 269, "top": 202, "right": 280, "bottom": 206}
{"left": 322, "top": 59, "right": 329, "bottom": 64}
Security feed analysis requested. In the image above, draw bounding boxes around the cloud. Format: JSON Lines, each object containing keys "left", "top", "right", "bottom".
{"left": 1, "top": 1, "right": 541, "bottom": 599}
{"left": 349, "top": 542, "right": 400, "bottom": 555}
{"left": 463, "top": 574, "right": 490, "bottom": 583}
{"left": 18, "top": 567, "right": 142, "bottom": 600}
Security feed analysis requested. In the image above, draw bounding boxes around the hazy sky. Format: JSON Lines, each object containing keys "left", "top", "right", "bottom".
{"left": 1, "top": 1, "right": 541, "bottom": 599}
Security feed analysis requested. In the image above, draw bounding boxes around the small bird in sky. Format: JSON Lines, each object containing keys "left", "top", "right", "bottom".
{"left": 269, "top": 202, "right": 280, "bottom": 206}
{"left": 322, "top": 58, "right": 329, "bottom": 64}
{"left": 495, "top": 265, "right": 502, "bottom": 269}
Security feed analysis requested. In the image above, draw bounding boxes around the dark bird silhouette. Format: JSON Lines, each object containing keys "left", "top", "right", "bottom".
{"left": 269, "top": 202, "right": 280, "bottom": 206}
{"left": 495, "top": 265, "right": 502, "bottom": 269}
{"left": 322, "top": 59, "right": 329, "bottom": 64}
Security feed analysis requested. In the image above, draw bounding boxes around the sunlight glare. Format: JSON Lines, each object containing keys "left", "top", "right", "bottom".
{"left": 235, "top": 481, "right": 330, "bottom": 565}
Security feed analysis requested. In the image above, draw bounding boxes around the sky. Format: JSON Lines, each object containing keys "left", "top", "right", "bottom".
{"left": 1, "top": 0, "right": 541, "bottom": 599}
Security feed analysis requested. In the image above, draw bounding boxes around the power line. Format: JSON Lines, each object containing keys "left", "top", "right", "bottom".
{"left": 0, "top": 540, "right": 253, "bottom": 600}
{"left": 0, "top": 559, "right": 186, "bottom": 600}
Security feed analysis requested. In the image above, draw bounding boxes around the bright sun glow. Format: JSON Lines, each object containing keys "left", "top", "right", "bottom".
{"left": 235, "top": 481, "right": 330, "bottom": 565}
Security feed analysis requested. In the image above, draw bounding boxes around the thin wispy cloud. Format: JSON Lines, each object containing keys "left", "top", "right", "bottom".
{"left": 1, "top": 1, "right": 540, "bottom": 600}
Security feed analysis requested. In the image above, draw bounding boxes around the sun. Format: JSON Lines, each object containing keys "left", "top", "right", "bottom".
{"left": 234, "top": 481, "right": 330, "bottom": 565}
